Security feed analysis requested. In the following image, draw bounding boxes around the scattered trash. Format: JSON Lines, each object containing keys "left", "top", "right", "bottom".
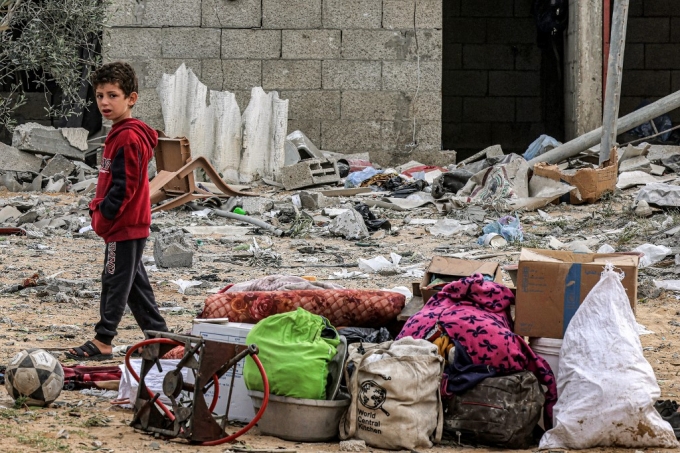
{"left": 480, "top": 215, "right": 523, "bottom": 243}
{"left": 634, "top": 244, "right": 672, "bottom": 268}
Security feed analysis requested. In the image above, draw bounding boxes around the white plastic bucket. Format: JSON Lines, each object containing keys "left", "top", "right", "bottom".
{"left": 529, "top": 337, "right": 563, "bottom": 378}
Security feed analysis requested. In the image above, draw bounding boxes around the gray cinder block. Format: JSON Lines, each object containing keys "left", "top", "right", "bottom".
{"left": 263, "top": 60, "right": 322, "bottom": 90}
{"left": 263, "top": 0, "right": 321, "bottom": 28}
{"left": 322, "top": 60, "right": 381, "bottom": 90}
{"left": 222, "top": 29, "right": 281, "bottom": 59}
{"left": 282, "top": 30, "right": 341, "bottom": 59}
{"left": 161, "top": 28, "right": 221, "bottom": 59}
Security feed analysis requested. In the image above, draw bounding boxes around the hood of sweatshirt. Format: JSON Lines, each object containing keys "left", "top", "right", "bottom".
{"left": 107, "top": 118, "right": 158, "bottom": 156}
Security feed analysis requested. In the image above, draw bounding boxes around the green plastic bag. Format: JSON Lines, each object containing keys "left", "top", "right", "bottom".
{"left": 244, "top": 308, "right": 340, "bottom": 400}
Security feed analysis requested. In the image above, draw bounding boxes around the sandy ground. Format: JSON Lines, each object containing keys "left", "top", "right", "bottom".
{"left": 0, "top": 187, "right": 679, "bottom": 453}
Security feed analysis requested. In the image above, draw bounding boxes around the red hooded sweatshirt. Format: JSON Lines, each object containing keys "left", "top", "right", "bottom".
{"left": 89, "top": 118, "right": 158, "bottom": 243}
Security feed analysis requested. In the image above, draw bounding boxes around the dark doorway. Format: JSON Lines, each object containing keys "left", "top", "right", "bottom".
{"left": 441, "top": 0, "right": 565, "bottom": 161}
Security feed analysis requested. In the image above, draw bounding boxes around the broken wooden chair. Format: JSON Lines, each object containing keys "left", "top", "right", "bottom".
{"left": 150, "top": 132, "right": 253, "bottom": 213}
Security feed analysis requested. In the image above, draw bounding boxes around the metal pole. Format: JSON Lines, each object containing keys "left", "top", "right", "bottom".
{"left": 600, "top": 0, "right": 629, "bottom": 164}
{"left": 528, "top": 89, "right": 680, "bottom": 167}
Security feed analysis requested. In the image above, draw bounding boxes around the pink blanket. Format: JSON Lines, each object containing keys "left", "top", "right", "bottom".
{"left": 397, "top": 273, "right": 557, "bottom": 429}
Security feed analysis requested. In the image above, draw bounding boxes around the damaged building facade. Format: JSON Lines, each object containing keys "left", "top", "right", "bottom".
{"left": 6, "top": 0, "right": 680, "bottom": 165}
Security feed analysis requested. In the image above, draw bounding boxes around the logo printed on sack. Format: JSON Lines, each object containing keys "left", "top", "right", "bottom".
{"left": 359, "top": 380, "right": 390, "bottom": 416}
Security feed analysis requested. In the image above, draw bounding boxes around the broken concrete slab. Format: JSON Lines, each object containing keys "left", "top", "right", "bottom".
{"left": 42, "top": 154, "right": 76, "bottom": 178}
{"left": 281, "top": 158, "right": 340, "bottom": 190}
{"left": 619, "top": 155, "right": 651, "bottom": 173}
{"left": 328, "top": 209, "right": 369, "bottom": 240}
{"left": 12, "top": 123, "right": 87, "bottom": 160}
{"left": 16, "top": 211, "right": 39, "bottom": 226}
{"left": 70, "top": 178, "right": 97, "bottom": 194}
{"left": 616, "top": 171, "right": 675, "bottom": 189}
{"left": 647, "top": 145, "right": 680, "bottom": 162}
{"left": 299, "top": 191, "right": 332, "bottom": 210}
{"left": 44, "top": 179, "right": 66, "bottom": 193}
{"left": 240, "top": 197, "right": 275, "bottom": 215}
{"left": 153, "top": 230, "right": 194, "bottom": 268}
{"left": 635, "top": 200, "right": 654, "bottom": 218}
{"left": 0, "top": 142, "right": 43, "bottom": 173}
{"left": 0, "top": 173, "right": 23, "bottom": 192}
{"left": 60, "top": 128, "right": 89, "bottom": 151}
{"left": 0, "top": 206, "right": 22, "bottom": 223}
{"left": 285, "top": 130, "right": 325, "bottom": 165}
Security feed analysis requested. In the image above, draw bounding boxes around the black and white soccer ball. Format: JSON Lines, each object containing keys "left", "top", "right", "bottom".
{"left": 5, "top": 349, "right": 64, "bottom": 407}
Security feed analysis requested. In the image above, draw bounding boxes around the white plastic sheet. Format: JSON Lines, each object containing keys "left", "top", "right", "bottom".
{"left": 539, "top": 266, "right": 678, "bottom": 449}
{"left": 633, "top": 243, "right": 672, "bottom": 268}
{"left": 118, "top": 359, "right": 188, "bottom": 408}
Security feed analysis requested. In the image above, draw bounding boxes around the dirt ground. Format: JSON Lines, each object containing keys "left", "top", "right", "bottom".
{"left": 0, "top": 187, "right": 679, "bottom": 453}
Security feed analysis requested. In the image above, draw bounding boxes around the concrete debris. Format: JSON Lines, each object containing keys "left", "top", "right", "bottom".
{"left": 339, "top": 440, "right": 367, "bottom": 452}
{"left": 60, "top": 128, "right": 89, "bottom": 151}
{"left": 328, "top": 209, "right": 369, "bottom": 240}
{"left": 635, "top": 200, "right": 654, "bottom": 218}
{"left": 42, "top": 154, "right": 76, "bottom": 178}
{"left": 239, "top": 197, "right": 275, "bottom": 216}
{"left": 12, "top": 123, "right": 88, "bottom": 159}
{"left": 299, "top": 191, "right": 332, "bottom": 210}
{"left": 0, "top": 142, "right": 43, "bottom": 173}
{"left": 153, "top": 230, "right": 194, "bottom": 268}
{"left": 0, "top": 205, "right": 22, "bottom": 223}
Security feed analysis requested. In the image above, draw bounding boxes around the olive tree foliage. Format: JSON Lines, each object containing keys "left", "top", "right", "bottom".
{"left": 0, "top": 0, "right": 109, "bottom": 133}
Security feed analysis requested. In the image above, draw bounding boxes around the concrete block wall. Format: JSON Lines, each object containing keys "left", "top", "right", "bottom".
{"left": 442, "top": 0, "right": 546, "bottom": 158}
{"left": 621, "top": 0, "right": 680, "bottom": 123}
{"left": 103, "top": 0, "right": 443, "bottom": 166}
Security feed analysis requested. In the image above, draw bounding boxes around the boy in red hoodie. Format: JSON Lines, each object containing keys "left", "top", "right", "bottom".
{"left": 67, "top": 62, "right": 167, "bottom": 360}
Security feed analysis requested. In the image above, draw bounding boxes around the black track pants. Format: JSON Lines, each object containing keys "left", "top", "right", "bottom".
{"left": 94, "top": 238, "right": 167, "bottom": 345}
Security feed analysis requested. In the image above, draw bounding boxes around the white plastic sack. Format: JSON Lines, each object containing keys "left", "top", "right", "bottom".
{"left": 118, "top": 359, "right": 188, "bottom": 408}
{"left": 633, "top": 243, "right": 672, "bottom": 268}
{"left": 539, "top": 266, "right": 678, "bottom": 449}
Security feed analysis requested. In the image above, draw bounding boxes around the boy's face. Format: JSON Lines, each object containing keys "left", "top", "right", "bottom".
{"left": 95, "top": 82, "right": 138, "bottom": 124}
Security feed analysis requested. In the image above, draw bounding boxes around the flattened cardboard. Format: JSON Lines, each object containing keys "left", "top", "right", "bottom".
{"left": 420, "top": 256, "right": 502, "bottom": 304}
{"left": 533, "top": 151, "right": 618, "bottom": 204}
{"left": 514, "top": 248, "right": 638, "bottom": 339}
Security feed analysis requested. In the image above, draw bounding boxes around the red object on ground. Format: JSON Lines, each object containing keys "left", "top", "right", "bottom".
{"left": 339, "top": 158, "right": 373, "bottom": 173}
{"left": 401, "top": 165, "right": 448, "bottom": 177}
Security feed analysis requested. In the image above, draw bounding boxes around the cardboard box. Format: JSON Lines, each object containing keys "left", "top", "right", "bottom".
{"left": 420, "top": 256, "right": 503, "bottom": 304}
{"left": 514, "top": 248, "right": 639, "bottom": 339}
{"left": 189, "top": 321, "right": 256, "bottom": 422}
{"left": 533, "top": 151, "right": 618, "bottom": 204}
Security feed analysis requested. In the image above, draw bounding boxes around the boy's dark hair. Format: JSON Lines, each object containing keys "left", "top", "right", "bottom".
{"left": 90, "top": 62, "right": 138, "bottom": 98}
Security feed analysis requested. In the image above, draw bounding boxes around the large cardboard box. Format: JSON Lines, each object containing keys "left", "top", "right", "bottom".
{"left": 421, "top": 256, "right": 503, "bottom": 304}
{"left": 189, "top": 321, "right": 256, "bottom": 422}
{"left": 514, "top": 249, "right": 639, "bottom": 338}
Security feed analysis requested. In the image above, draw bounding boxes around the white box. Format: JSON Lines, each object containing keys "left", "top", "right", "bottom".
{"left": 189, "top": 321, "right": 256, "bottom": 422}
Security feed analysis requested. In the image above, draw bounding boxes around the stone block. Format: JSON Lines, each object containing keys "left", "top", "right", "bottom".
{"left": 240, "top": 197, "right": 275, "bottom": 215}
{"left": 202, "top": 59, "right": 262, "bottom": 91}
{"left": 287, "top": 120, "right": 321, "bottom": 145}
{"left": 202, "top": 0, "right": 261, "bottom": 28}
{"left": 42, "top": 155, "right": 75, "bottom": 177}
{"left": 670, "top": 18, "right": 680, "bottom": 42}
{"left": 280, "top": 90, "right": 341, "bottom": 120}
{"left": 383, "top": 0, "right": 441, "bottom": 29}
{"left": 329, "top": 209, "right": 369, "bottom": 240}
{"left": 412, "top": 91, "right": 441, "bottom": 121}
{"left": 627, "top": 17, "right": 670, "bottom": 43}
{"left": 644, "top": 0, "right": 680, "bottom": 17}
{"left": 489, "top": 70, "right": 540, "bottom": 96}
{"left": 461, "top": 0, "right": 514, "bottom": 17}
{"left": 487, "top": 18, "right": 536, "bottom": 43}
{"left": 515, "top": 44, "right": 541, "bottom": 70}
{"left": 623, "top": 43, "right": 645, "bottom": 70}
{"left": 105, "top": 0, "right": 144, "bottom": 26}
{"left": 516, "top": 97, "right": 542, "bottom": 122}
{"left": 103, "top": 28, "right": 162, "bottom": 59}
{"left": 321, "top": 121, "right": 383, "bottom": 151}
{"left": 143, "top": 0, "right": 201, "bottom": 26}
{"left": 299, "top": 191, "right": 332, "bottom": 210}
{"left": 463, "top": 44, "right": 514, "bottom": 70}
{"left": 12, "top": 123, "right": 87, "bottom": 160}
{"left": 442, "top": 43, "right": 462, "bottom": 69}
{"left": 463, "top": 97, "right": 515, "bottom": 122}
{"left": 263, "top": 0, "right": 321, "bottom": 28}
{"left": 281, "top": 159, "right": 340, "bottom": 190}
{"left": 380, "top": 120, "right": 441, "bottom": 154}
{"left": 162, "top": 28, "right": 221, "bottom": 59}
{"left": 414, "top": 29, "right": 442, "bottom": 60}
{"left": 442, "top": 70, "right": 487, "bottom": 96}
{"left": 132, "top": 89, "right": 162, "bottom": 125}
{"left": 263, "top": 60, "right": 322, "bottom": 90}
{"left": 222, "top": 29, "right": 281, "bottom": 59}
{"left": 342, "top": 30, "right": 414, "bottom": 60}
{"left": 322, "top": 60, "right": 381, "bottom": 90}
{"left": 442, "top": 122, "right": 492, "bottom": 150}
{"left": 131, "top": 59, "right": 201, "bottom": 89}
{"left": 382, "top": 60, "right": 442, "bottom": 91}
{"left": 442, "top": 96, "right": 463, "bottom": 123}
{"left": 322, "top": 0, "right": 382, "bottom": 29}
{"left": 341, "top": 91, "right": 411, "bottom": 121}
{"left": 154, "top": 231, "right": 194, "bottom": 268}
{"left": 645, "top": 44, "right": 680, "bottom": 70}
{"left": 444, "top": 18, "right": 486, "bottom": 44}
{"left": 0, "top": 143, "right": 43, "bottom": 173}
{"left": 621, "top": 70, "right": 670, "bottom": 96}
{"left": 282, "top": 30, "right": 341, "bottom": 59}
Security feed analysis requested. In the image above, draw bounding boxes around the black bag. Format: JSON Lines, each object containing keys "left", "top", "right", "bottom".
{"left": 444, "top": 371, "right": 544, "bottom": 448}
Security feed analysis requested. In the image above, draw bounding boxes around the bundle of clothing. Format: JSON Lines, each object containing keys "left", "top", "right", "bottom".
{"left": 397, "top": 273, "right": 557, "bottom": 428}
